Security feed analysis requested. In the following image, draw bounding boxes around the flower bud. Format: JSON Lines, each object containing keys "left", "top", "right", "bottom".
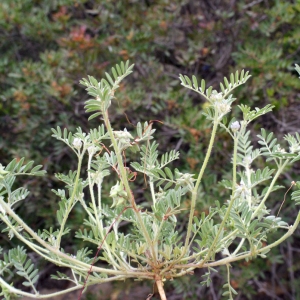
{"left": 176, "top": 172, "right": 196, "bottom": 191}
{"left": 210, "top": 90, "right": 223, "bottom": 102}
{"left": 218, "top": 101, "right": 231, "bottom": 114}
{"left": 113, "top": 128, "right": 133, "bottom": 150}
{"left": 230, "top": 121, "right": 240, "bottom": 132}
{"left": 72, "top": 138, "right": 82, "bottom": 150}
{"left": 88, "top": 145, "right": 98, "bottom": 156}
{"left": 243, "top": 155, "right": 252, "bottom": 165}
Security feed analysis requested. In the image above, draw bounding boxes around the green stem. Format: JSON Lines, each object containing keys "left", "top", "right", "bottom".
{"left": 226, "top": 264, "right": 233, "bottom": 299}
{"left": 86, "top": 156, "right": 121, "bottom": 268}
{"left": 232, "top": 238, "right": 245, "bottom": 255}
{"left": 0, "top": 274, "right": 126, "bottom": 299}
{"left": 187, "top": 210, "right": 220, "bottom": 250}
{"left": 149, "top": 178, "right": 156, "bottom": 205}
{"left": 201, "top": 133, "right": 238, "bottom": 264}
{"left": 87, "top": 155, "right": 101, "bottom": 228}
{"left": 206, "top": 210, "right": 300, "bottom": 267}
{"left": 150, "top": 178, "right": 159, "bottom": 257}
{"left": 103, "top": 111, "right": 156, "bottom": 261}
{"left": 173, "top": 210, "right": 300, "bottom": 272}
{"left": 184, "top": 119, "right": 219, "bottom": 251}
{"left": 97, "top": 181, "right": 103, "bottom": 213}
{"left": 245, "top": 165, "right": 252, "bottom": 208}
{"left": 56, "top": 154, "right": 83, "bottom": 247}
{"left": 252, "top": 160, "right": 289, "bottom": 219}
{"left": 0, "top": 199, "right": 149, "bottom": 276}
{"left": 87, "top": 155, "right": 121, "bottom": 269}
{"left": 178, "top": 221, "right": 239, "bottom": 264}
{"left": 103, "top": 111, "right": 134, "bottom": 207}
{"left": 231, "top": 135, "right": 238, "bottom": 194}
{"left": 153, "top": 218, "right": 165, "bottom": 246}
{"left": 78, "top": 197, "right": 96, "bottom": 224}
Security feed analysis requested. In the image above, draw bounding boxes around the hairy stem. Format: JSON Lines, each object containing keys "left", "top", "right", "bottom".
{"left": 87, "top": 155, "right": 120, "bottom": 269}
{"left": 184, "top": 118, "right": 219, "bottom": 251}
{"left": 201, "top": 133, "right": 238, "bottom": 264}
{"left": 231, "top": 135, "right": 238, "bottom": 194}
{"left": 103, "top": 111, "right": 157, "bottom": 261}
{"left": 173, "top": 210, "right": 300, "bottom": 273}
{"left": 0, "top": 199, "right": 151, "bottom": 276}
{"left": 226, "top": 264, "right": 233, "bottom": 299}
{"left": 252, "top": 160, "right": 289, "bottom": 218}
{"left": 56, "top": 153, "right": 83, "bottom": 247}
{"left": 0, "top": 274, "right": 126, "bottom": 299}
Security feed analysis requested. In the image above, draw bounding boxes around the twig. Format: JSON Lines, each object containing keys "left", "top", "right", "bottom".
{"left": 277, "top": 181, "right": 295, "bottom": 217}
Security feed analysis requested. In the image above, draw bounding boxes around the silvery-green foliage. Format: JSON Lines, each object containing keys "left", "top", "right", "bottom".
{"left": 0, "top": 62, "right": 300, "bottom": 299}
{"left": 80, "top": 61, "right": 134, "bottom": 120}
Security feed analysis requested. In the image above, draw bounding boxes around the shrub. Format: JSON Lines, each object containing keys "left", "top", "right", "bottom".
{"left": 1, "top": 62, "right": 300, "bottom": 300}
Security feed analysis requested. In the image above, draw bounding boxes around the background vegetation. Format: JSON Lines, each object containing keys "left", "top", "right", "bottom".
{"left": 0, "top": 0, "right": 300, "bottom": 299}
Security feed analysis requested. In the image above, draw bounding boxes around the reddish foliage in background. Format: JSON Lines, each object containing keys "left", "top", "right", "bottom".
{"left": 52, "top": 6, "right": 70, "bottom": 23}
{"left": 51, "top": 81, "right": 72, "bottom": 98}
{"left": 59, "top": 25, "right": 95, "bottom": 50}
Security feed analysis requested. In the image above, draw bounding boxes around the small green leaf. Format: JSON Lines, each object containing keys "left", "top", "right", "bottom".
{"left": 201, "top": 79, "right": 205, "bottom": 92}
{"left": 192, "top": 75, "right": 198, "bottom": 90}
{"left": 164, "top": 167, "right": 173, "bottom": 180}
